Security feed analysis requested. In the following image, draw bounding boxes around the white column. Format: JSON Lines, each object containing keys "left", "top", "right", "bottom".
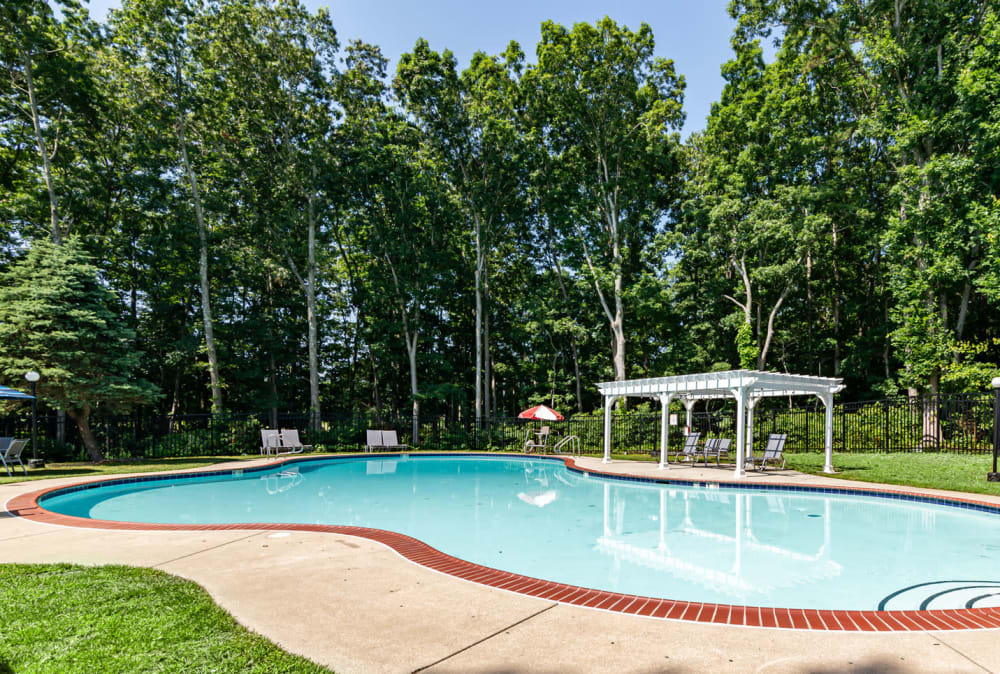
{"left": 820, "top": 391, "right": 835, "bottom": 473}
{"left": 659, "top": 392, "right": 674, "bottom": 469}
{"left": 683, "top": 398, "right": 696, "bottom": 434}
{"left": 731, "top": 386, "right": 747, "bottom": 478}
{"left": 746, "top": 397, "right": 758, "bottom": 460}
{"left": 602, "top": 395, "right": 613, "bottom": 463}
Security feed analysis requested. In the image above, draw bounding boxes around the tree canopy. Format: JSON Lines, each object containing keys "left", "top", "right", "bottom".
{"left": 2, "top": 1, "right": 999, "bottom": 433}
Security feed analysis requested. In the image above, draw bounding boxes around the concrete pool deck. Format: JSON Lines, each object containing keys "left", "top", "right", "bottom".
{"left": 4, "top": 454, "right": 1000, "bottom": 673}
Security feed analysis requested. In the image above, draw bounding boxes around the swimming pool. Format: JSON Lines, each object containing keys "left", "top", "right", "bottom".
{"left": 34, "top": 454, "right": 1000, "bottom": 620}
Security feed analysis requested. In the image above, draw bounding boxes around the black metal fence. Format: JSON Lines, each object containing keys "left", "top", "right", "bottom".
{"left": 0, "top": 392, "right": 995, "bottom": 461}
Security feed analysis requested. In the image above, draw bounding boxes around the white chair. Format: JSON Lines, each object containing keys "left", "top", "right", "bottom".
{"left": 747, "top": 433, "right": 788, "bottom": 471}
{"left": 277, "top": 429, "right": 312, "bottom": 455}
{"left": 260, "top": 429, "right": 280, "bottom": 456}
{"left": 380, "top": 430, "right": 406, "bottom": 451}
{"left": 1, "top": 439, "right": 28, "bottom": 477}
{"left": 365, "top": 430, "right": 383, "bottom": 453}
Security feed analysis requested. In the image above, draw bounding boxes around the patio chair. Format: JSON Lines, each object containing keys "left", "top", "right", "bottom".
{"left": 692, "top": 437, "right": 720, "bottom": 466}
{"left": 523, "top": 426, "right": 550, "bottom": 453}
{"left": 365, "top": 430, "right": 383, "bottom": 453}
{"left": 713, "top": 438, "right": 733, "bottom": 465}
{"left": 380, "top": 430, "right": 407, "bottom": 451}
{"left": 277, "top": 429, "right": 313, "bottom": 456}
{"left": 1, "top": 439, "right": 28, "bottom": 477}
{"left": 665, "top": 432, "right": 701, "bottom": 463}
{"left": 260, "top": 429, "right": 280, "bottom": 456}
{"left": 746, "top": 433, "right": 788, "bottom": 471}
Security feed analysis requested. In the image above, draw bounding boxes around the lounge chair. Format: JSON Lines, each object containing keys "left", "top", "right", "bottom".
{"left": 665, "top": 432, "right": 701, "bottom": 463}
{"left": 746, "top": 433, "right": 787, "bottom": 471}
{"left": 365, "top": 430, "right": 383, "bottom": 453}
{"left": 1, "top": 439, "right": 28, "bottom": 477}
{"left": 712, "top": 438, "right": 733, "bottom": 465}
{"left": 277, "top": 429, "right": 313, "bottom": 455}
{"left": 523, "top": 426, "right": 550, "bottom": 453}
{"left": 365, "top": 430, "right": 406, "bottom": 453}
{"left": 380, "top": 430, "right": 407, "bottom": 451}
{"left": 692, "top": 437, "right": 720, "bottom": 466}
{"left": 260, "top": 429, "right": 280, "bottom": 456}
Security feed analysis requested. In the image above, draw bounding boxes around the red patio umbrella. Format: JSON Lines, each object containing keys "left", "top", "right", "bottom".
{"left": 517, "top": 404, "right": 564, "bottom": 421}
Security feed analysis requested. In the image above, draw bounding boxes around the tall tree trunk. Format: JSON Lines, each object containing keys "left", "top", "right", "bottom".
{"left": 473, "top": 213, "right": 484, "bottom": 419}
{"left": 304, "top": 188, "right": 321, "bottom": 431}
{"left": 484, "top": 270, "right": 492, "bottom": 419}
{"left": 550, "top": 245, "right": 583, "bottom": 413}
{"left": 21, "top": 46, "right": 61, "bottom": 244}
{"left": 177, "top": 117, "right": 223, "bottom": 413}
{"left": 66, "top": 407, "right": 103, "bottom": 462}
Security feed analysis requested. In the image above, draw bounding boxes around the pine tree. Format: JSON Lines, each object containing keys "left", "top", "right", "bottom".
{"left": 0, "top": 238, "right": 159, "bottom": 461}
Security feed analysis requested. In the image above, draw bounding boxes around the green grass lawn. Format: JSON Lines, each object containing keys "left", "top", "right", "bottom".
{"left": 0, "top": 456, "right": 257, "bottom": 486}
{"left": 0, "top": 564, "right": 331, "bottom": 673}
{"left": 784, "top": 451, "right": 1000, "bottom": 497}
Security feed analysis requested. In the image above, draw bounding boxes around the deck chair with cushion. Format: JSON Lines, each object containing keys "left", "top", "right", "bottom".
{"left": 665, "top": 432, "right": 701, "bottom": 463}
{"left": 746, "top": 433, "right": 788, "bottom": 471}
{"left": 1, "top": 439, "right": 28, "bottom": 477}
{"left": 523, "top": 426, "right": 550, "bottom": 453}
{"left": 260, "top": 429, "right": 280, "bottom": 456}
{"left": 277, "top": 429, "right": 313, "bottom": 455}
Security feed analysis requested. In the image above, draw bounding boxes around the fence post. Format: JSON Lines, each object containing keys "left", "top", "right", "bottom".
{"left": 989, "top": 378, "right": 1000, "bottom": 481}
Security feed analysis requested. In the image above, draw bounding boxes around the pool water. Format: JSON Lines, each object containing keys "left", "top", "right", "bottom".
{"left": 41, "top": 455, "right": 1000, "bottom": 611}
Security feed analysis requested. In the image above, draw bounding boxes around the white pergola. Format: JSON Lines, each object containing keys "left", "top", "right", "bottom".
{"left": 595, "top": 370, "right": 845, "bottom": 478}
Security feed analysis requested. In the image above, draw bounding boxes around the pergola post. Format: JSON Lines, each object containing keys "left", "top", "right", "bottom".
{"left": 746, "top": 397, "right": 759, "bottom": 460}
{"left": 659, "top": 393, "right": 675, "bottom": 470}
{"left": 731, "top": 386, "right": 747, "bottom": 479}
{"left": 683, "top": 398, "right": 696, "bottom": 433}
{"left": 819, "top": 391, "right": 835, "bottom": 473}
{"left": 602, "top": 395, "right": 614, "bottom": 463}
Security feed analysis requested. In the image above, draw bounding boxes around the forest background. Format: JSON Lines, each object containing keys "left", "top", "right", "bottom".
{"left": 2, "top": 0, "right": 1000, "bottom": 456}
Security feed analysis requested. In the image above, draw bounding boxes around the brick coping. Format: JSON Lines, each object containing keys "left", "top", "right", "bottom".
{"left": 6, "top": 452, "right": 1000, "bottom": 632}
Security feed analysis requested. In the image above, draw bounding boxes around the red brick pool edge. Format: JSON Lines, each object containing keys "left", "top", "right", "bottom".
{"left": 8, "top": 453, "right": 1000, "bottom": 633}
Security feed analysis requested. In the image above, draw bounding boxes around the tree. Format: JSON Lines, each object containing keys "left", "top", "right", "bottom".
{"left": 0, "top": 238, "right": 159, "bottom": 460}
{"left": 525, "top": 18, "right": 685, "bottom": 383}
{"left": 396, "top": 39, "right": 525, "bottom": 419}
{"left": 0, "top": 0, "right": 101, "bottom": 245}
{"left": 110, "top": 0, "right": 224, "bottom": 412}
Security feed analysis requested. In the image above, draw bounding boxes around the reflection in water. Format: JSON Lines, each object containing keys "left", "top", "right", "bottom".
{"left": 261, "top": 466, "right": 304, "bottom": 495}
{"left": 597, "top": 483, "right": 841, "bottom": 599}
{"left": 518, "top": 490, "right": 558, "bottom": 508}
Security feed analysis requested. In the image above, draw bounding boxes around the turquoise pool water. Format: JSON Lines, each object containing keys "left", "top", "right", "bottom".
{"left": 40, "top": 455, "right": 1000, "bottom": 611}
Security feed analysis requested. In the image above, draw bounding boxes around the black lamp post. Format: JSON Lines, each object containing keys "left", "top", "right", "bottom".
{"left": 989, "top": 377, "right": 1000, "bottom": 482}
{"left": 24, "top": 370, "right": 41, "bottom": 468}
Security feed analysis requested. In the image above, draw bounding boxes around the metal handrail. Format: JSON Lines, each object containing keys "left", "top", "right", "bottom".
{"left": 553, "top": 434, "right": 581, "bottom": 456}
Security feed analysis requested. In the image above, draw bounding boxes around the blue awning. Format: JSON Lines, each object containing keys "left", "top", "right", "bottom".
{"left": 0, "top": 385, "right": 34, "bottom": 399}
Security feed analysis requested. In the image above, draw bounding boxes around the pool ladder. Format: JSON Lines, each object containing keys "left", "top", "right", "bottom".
{"left": 552, "top": 434, "right": 581, "bottom": 456}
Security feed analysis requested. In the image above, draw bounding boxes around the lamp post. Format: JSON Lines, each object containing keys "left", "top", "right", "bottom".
{"left": 24, "top": 370, "right": 41, "bottom": 468}
{"left": 989, "top": 377, "right": 1000, "bottom": 482}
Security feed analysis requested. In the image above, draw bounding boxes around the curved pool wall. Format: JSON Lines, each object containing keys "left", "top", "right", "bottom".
{"left": 15, "top": 453, "right": 1000, "bottom": 631}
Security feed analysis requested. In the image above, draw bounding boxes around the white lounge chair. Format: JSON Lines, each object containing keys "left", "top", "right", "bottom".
{"left": 365, "top": 430, "right": 383, "bottom": 453}
{"left": 365, "top": 430, "right": 406, "bottom": 453}
{"left": 380, "top": 430, "right": 406, "bottom": 451}
{"left": 1, "top": 439, "right": 28, "bottom": 477}
{"left": 277, "top": 429, "right": 312, "bottom": 455}
{"left": 260, "top": 429, "right": 280, "bottom": 456}
{"left": 747, "top": 433, "right": 787, "bottom": 471}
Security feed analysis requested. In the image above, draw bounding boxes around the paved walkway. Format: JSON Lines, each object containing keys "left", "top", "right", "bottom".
{"left": 3, "top": 455, "right": 1000, "bottom": 673}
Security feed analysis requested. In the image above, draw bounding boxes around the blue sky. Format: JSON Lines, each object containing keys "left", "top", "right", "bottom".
{"left": 81, "top": 0, "right": 739, "bottom": 137}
